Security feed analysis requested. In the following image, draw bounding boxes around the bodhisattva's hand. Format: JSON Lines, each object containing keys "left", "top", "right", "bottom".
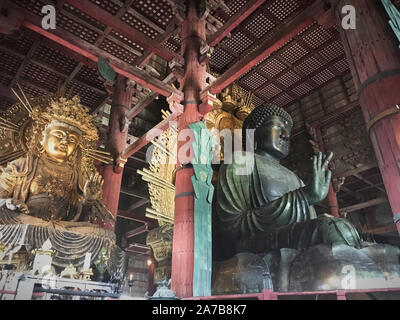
{"left": 83, "top": 173, "right": 104, "bottom": 202}
{"left": 304, "top": 152, "right": 333, "bottom": 205}
{"left": 7, "top": 199, "right": 29, "bottom": 214}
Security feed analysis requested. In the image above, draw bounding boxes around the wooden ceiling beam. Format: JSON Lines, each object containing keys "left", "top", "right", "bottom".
{"left": 0, "top": 46, "right": 107, "bottom": 96}
{"left": 207, "top": 0, "right": 266, "bottom": 47}
{"left": 9, "top": 41, "right": 41, "bottom": 89}
{"left": 4, "top": 3, "right": 172, "bottom": 96}
{"left": 120, "top": 187, "right": 149, "bottom": 200}
{"left": 117, "top": 210, "right": 155, "bottom": 225}
{"left": 366, "top": 224, "right": 397, "bottom": 235}
{"left": 333, "top": 164, "right": 378, "bottom": 179}
{"left": 42, "top": 0, "right": 143, "bottom": 58}
{"left": 309, "top": 100, "right": 360, "bottom": 128}
{"left": 111, "top": 0, "right": 165, "bottom": 34}
{"left": 353, "top": 174, "right": 386, "bottom": 193}
{"left": 64, "top": 0, "right": 183, "bottom": 64}
{"left": 338, "top": 185, "right": 365, "bottom": 202}
{"left": 61, "top": 0, "right": 135, "bottom": 92}
{"left": 122, "top": 111, "right": 178, "bottom": 158}
{"left": 270, "top": 54, "right": 346, "bottom": 102}
{"left": 20, "top": 18, "right": 180, "bottom": 98}
{"left": 125, "top": 243, "right": 151, "bottom": 255}
{"left": 207, "top": 1, "right": 326, "bottom": 94}
{"left": 125, "top": 224, "right": 149, "bottom": 239}
{"left": 127, "top": 72, "right": 176, "bottom": 120}
{"left": 250, "top": 29, "right": 338, "bottom": 96}
{"left": 340, "top": 197, "right": 388, "bottom": 214}
{"left": 134, "top": 19, "right": 179, "bottom": 68}
{"left": 0, "top": 83, "right": 17, "bottom": 102}
{"left": 127, "top": 198, "right": 150, "bottom": 212}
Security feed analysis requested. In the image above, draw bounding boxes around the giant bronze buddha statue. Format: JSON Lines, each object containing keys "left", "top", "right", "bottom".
{"left": 0, "top": 93, "right": 125, "bottom": 277}
{"left": 212, "top": 104, "right": 400, "bottom": 294}
{"left": 214, "top": 103, "right": 361, "bottom": 259}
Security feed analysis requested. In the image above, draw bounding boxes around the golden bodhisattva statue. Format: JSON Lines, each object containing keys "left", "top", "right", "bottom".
{"left": 0, "top": 96, "right": 113, "bottom": 226}
{"left": 0, "top": 91, "right": 125, "bottom": 276}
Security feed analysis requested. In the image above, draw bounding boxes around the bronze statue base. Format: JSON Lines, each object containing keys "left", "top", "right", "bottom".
{"left": 212, "top": 243, "right": 400, "bottom": 295}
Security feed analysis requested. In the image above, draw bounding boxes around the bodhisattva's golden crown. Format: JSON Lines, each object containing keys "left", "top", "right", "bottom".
{"left": 0, "top": 86, "right": 113, "bottom": 166}
{"left": 31, "top": 95, "right": 99, "bottom": 144}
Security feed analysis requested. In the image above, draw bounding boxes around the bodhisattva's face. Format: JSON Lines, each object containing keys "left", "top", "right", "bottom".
{"left": 254, "top": 116, "right": 292, "bottom": 160}
{"left": 43, "top": 125, "right": 80, "bottom": 163}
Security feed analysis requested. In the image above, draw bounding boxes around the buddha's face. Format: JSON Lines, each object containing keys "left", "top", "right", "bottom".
{"left": 254, "top": 116, "right": 292, "bottom": 160}
{"left": 43, "top": 124, "right": 80, "bottom": 163}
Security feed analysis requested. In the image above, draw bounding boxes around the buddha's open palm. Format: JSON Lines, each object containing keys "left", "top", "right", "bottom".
{"left": 83, "top": 173, "right": 104, "bottom": 202}
{"left": 305, "top": 152, "right": 333, "bottom": 205}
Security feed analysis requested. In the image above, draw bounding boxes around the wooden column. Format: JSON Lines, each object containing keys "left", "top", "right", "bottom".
{"left": 171, "top": 0, "right": 205, "bottom": 298}
{"left": 147, "top": 251, "right": 157, "bottom": 296}
{"left": 102, "top": 75, "right": 133, "bottom": 230}
{"left": 334, "top": 0, "right": 400, "bottom": 234}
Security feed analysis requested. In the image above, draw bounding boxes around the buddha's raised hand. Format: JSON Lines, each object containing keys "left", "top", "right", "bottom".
{"left": 83, "top": 172, "right": 104, "bottom": 202}
{"left": 304, "top": 152, "right": 333, "bottom": 205}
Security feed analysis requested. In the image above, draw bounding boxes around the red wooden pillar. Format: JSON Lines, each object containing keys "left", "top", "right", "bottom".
{"left": 334, "top": 0, "right": 400, "bottom": 234}
{"left": 147, "top": 251, "right": 157, "bottom": 296}
{"left": 102, "top": 75, "right": 133, "bottom": 230}
{"left": 171, "top": 0, "right": 205, "bottom": 298}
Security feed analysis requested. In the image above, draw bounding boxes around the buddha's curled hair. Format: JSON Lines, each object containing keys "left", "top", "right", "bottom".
{"left": 242, "top": 103, "right": 293, "bottom": 149}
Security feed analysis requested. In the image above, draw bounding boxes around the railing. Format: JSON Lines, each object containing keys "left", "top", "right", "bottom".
{"left": 186, "top": 287, "right": 400, "bottom": 300}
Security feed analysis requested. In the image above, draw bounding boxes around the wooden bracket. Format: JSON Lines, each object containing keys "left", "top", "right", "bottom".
{"left": 199, "top": 43, "right": 214, "bottom": 66}
{"left": 167, "top": 0, "right": 186, "bottom": 23}
{"left": 167, "top": 91, "right": 184, "bottom": 115}
{"left": 199, "top": 90, "right": 216, "bottom": 115}
{"left": 114, "top": 156, "right": 128, "bottom": 173}
{"left": 169, "top": 58, "right": 185, "bottom": 80}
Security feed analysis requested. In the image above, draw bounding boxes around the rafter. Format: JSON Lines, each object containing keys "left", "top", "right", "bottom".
{"left": 127, "top": 72, "right": 176, "bottom": 120}
{"left": 125, "top": 243, "right": 151, "bottom": 255}
{"left": 122, "top": 111, "right": 178, "bottom": 158}
{"left": 340, "top": 197, "right": 388, "bottom": 214}
{"left": 309, "top": 100, "right": 360, "bottom": 128}
{"left": 64, "top": 0, "right": 183, "bottom": 64}
{"left": 135, "top": 19, "right": 179, "bottom": 68}
{"left": 20, "top": 18, "right": 180, "bottom": 99}
{"left": 9, "top": 41, "right": 41, "bottom": 89}
{"left": 111, "top": 0, "right": 165, "bottom": 34}
{"left": 0, "top": 83, "right": 17, "bottom": 102}
{"left": 207, "top": 1, "right": 326, "bottom": 95}
{"left": 4, "top": 1, "right": 178, "bottom": 98}
{"left": 366, "top": 224, "right": 397, "bottom": 235}
{"left": 125, "top": 224, "right": 149, "bottom": 239}
{"left": 208, "top": 0, "right": 266, "bottom": 47}
{"left": 353, "top": 174, "right": 386, "bottom": 193}
{"left": 338, "top": 185, "right": 365, "bottom": 202}
{"left": 333, "top": 164, "right": 378, "bottom": 179}
{"left": 117, "top": 210, "right": 153, "bottom": 224}
{"left": 61, "top": 0, "right": 135, "bottom": 91}
{"left": 248, "top": 32, "right": 339, "bottom": 98}
{"left": 127, "top": 198, "right": 150, "bottom": 212}
{"left": 270, "top": 54, "right": 346, "bottom": 103}
{"left": 0, "top": 45, "right": 109, "bottom": 103}
{"left": 120, "top": 187, "right": 149, "bottom": 200}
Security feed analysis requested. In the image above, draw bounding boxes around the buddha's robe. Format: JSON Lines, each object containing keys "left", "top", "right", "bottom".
{"left": 214, "top": 152, "right": 361, "bottom": 258}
